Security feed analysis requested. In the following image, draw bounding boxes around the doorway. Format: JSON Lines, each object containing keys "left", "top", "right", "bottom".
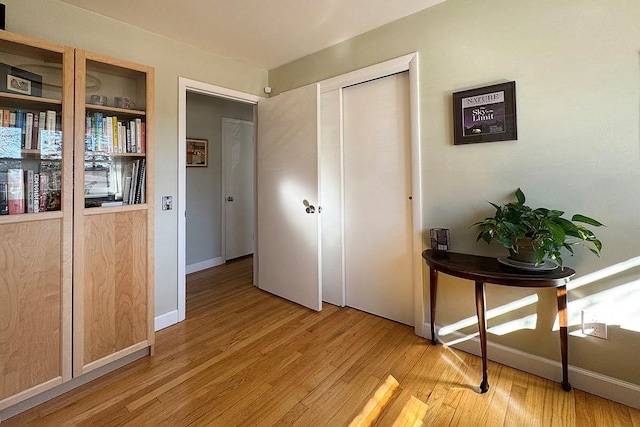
{"left": 178, "top": 78, "right": 262, "bottom": 322}
{"left": 222, "top": 118, "right": 255, "bottom": 260}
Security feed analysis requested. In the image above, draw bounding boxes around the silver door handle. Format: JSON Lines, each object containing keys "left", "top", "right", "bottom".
{"left": 227, "top": 196, "right": 234, "bottom": 201}
{"left": 303, "top": 199, "right": 315, "bottom": 214}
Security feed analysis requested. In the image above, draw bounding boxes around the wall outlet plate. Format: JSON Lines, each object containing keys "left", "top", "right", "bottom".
{"left": 582, "top": 310, "right": 608, "bottom": 339}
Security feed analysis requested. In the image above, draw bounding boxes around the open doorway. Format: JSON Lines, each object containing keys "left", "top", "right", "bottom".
{"left": 178, "top": 78, "right": 262, "bottom": 322}
{"left": 185, "top": 93, "right": 254, "bottom": 274}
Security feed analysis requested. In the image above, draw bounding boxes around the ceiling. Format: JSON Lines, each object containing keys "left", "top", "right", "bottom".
{"left": 58, "top": 0, "right": 445, "bottom": 70}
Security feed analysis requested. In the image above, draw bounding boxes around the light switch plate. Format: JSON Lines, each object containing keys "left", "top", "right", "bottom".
{"left": 162, "top": 196, "right": 172, "bottom": 211}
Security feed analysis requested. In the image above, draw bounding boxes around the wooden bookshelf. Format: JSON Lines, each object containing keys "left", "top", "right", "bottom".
{"left": 0, "top": 30, "right": 73, "bottom": 410}
{"left": 0, "top": 30, "right": 154, "bottom": 411}
{"left": 73, "top": 49, "right": 155, "bottom": 377}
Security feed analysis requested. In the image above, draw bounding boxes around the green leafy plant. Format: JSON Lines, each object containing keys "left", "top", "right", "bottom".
{"left": 473, "top": 188, "right": 604, "bottom": 268}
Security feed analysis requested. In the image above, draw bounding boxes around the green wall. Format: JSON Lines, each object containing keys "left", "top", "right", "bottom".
{"left": 271, "top": 0, "right": 640, "bottom": 385}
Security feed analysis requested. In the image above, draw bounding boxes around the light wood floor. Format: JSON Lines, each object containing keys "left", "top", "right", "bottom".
{"left": 4, "top": 256, "right": 640, "bottom": 426}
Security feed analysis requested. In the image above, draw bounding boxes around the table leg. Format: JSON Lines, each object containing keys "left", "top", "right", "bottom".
{"left": 557, "top": 285, "right": 571, "bottom": 391}
{"left": 475, "top": 281, "right": 489, "bottom": 393}
{"left": 430, "top": 267, "right": 438, "bottom": 345}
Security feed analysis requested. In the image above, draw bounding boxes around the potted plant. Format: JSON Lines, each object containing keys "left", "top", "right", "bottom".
{"left": 473, "top": 188, "right": 604, "bottom": 268}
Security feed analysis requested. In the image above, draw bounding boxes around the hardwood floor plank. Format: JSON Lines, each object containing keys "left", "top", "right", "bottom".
{"left": 3, "top": 255, "right": 639, "bottom": 426}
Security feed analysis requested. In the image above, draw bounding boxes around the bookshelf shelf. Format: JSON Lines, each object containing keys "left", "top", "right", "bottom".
{"left": 85, "top": 151, "right": 146, "bottom": 158}
{"left": 82, "top": 203, "right": 147, "bottom": 216}
{"left": 0, "top": 93, "right": 63, "bottom": 108}
{"left": 86, "top": 104, "right": 146, "bottom": 116}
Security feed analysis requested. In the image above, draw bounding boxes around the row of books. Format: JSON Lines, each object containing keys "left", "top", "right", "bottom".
{"left": 123, "top": 158, "right": 146, "bottom": 205}
{"left": 1, "top": 108, "right": 60, "bottom": 150}
{"left": 86, "top": 112, "right": 145, "bottom": 154}
{"left": 0, "top": 165, "right": 62, "bottom": 215}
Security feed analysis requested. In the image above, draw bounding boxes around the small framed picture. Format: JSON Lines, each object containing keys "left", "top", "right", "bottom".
{"left": 452, "top": 81, "right": 517, "bottom": 145}
{"left": 186, "top": 138, "right": 208, "bottom": 167}
{"left": 0, "top": 63, "right": 43, "bottom": 97}
{"left": 7, "top": 74, "right": 32, "bottom": 95}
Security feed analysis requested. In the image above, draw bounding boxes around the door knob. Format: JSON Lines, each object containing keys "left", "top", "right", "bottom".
{"left": 227, "top": 196, "right": 234, "bottom": 201}
{"left": 303, "top": 199, "right": 315, "bottom": 214}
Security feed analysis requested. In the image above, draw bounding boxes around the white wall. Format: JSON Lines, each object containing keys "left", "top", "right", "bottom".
{"left": 185, "top": 92, "right": 253, "bottom": 268}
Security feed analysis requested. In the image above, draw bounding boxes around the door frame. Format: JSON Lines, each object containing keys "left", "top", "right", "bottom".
{"left": 178, "top": 77, "right": 262, "bottom": 322}
{"left": 221, "top": 117, "right": 255, "bottom": 262}
{"left": 319, "top": 53, "right": 425, "bottom": 336}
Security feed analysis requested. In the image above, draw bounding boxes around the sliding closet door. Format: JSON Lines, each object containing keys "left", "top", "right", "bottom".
{"left": 343, "top": 72, "right": 414, "bottom": 325}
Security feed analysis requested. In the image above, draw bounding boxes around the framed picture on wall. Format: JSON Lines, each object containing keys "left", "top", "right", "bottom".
{"left": 453, "top": 81, "right": 517, "bottom": 145}
{"left": 186, "top": 138, "right": 208, "bottom": 167}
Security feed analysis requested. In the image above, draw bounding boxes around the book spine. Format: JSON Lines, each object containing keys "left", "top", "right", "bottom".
{"left": 2, "top": 109, "right": 9, "bottom": 127}
{"left": 31, "top": 112, "right": 39, "bottom": 149}
{"left": 24, "top": 169, "right": 34, "bottom": 213}
{"left": 129, "top": 120, "right": 136, "bottom": 153}
{"left": 7, "top": 168, "right": 24, "bottom": 214}
{"left": 25, "top": 113, "right": 33, "bottom": 150}
{"left": 141, "top": 121, "right": 146, "bottom": 153}
{"left": 45, "top": 110, "right": 56, "bottom": 131}
{"left": 126, "top": 124, "right": 132, "bottom": 153}
{"left": 140, "top": 169, "right": 146, "bottom": 204}
{"left": 122, "top": 176, "right": 132, "bottom": 205}
{"left": 129, "top": 160, "right": 139, "bottom": 204}
{"left": 118, "top": 122, "right": 124, "bottom": 153}
{"left": 134, "top": 158, "right": 146, "bottom": 204}
{"left": 15, "top": 110, "right": 25, "bottom": 148}
{"left": 0, "top": 180, "right": 8, "bottom": 215}
{"left": 112, "top": 116, "right": 119, "bottom": 153}
{"left": 33, "top": 172, "right": 40, "bottom": 213}
{"left": 39, "top": 173, "right": 48, "bottom": 212}
{"left": 38, "top": 111, "right": 46, "bottom": 149}
{"left": 9, "top": 112, "right": 16, "bottom": 128}
{"left": 85, "top": 114, "right": 94, "bottom": 151}
{"left": 135, "top": 118, "right": 142, "bottom": 153}
{"left": 104, "top": 116, "right": 113, "bottom": 153}
{"left": 95, "top": 112, "right": 104, "bottom": 152}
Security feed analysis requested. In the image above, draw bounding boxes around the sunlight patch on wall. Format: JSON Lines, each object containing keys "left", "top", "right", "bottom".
{"left": 550, "top": 256, "right": 640, "bottom": 333}
{"left": 488, "top": 314, "right": 537, "bottom": 336}
{"left": 437, "top": 294, "right": 538, "bottom": 337}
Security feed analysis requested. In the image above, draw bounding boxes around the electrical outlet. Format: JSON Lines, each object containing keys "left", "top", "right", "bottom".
{"left": 162, "top": 196, "right": 173, "bottom": 211}
{"left": 582, "top": 310, "right": 608, "bottom": 339}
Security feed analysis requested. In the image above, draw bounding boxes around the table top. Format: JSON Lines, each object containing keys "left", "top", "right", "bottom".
{"left": 422, "top": 249, "right": 575, "bottom": 288}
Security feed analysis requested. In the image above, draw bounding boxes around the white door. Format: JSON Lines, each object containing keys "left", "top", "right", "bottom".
{"left": 222, "top": 118, "right": 255, "bottom": 260}
{"left": 343, "top": 72, "right": 414, "bottom": 326}
{"left": 256, "top": 83, "right": 322, "bottom": 311}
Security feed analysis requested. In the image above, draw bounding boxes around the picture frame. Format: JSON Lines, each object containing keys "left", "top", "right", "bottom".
{"left": 0, "top": 63, "right": 43, "bottom": 97}
{"left": 84, "top": 166, "right": 111, "bottom": 198}
{"left": 452, "top": 81, "right": 517, "bottom": 145}
{"left": 186, "top": 138, "right": 208, "bottom": 167}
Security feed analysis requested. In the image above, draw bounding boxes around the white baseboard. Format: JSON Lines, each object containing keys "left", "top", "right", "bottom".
{"left": 185, "top": 257, "right": 224, "bottom": 274}
{"left": 425, "top": 322, "right": 640, "bottom": 410}
{"left": 155, "top": 309, "right": 180, "bottom": 331}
